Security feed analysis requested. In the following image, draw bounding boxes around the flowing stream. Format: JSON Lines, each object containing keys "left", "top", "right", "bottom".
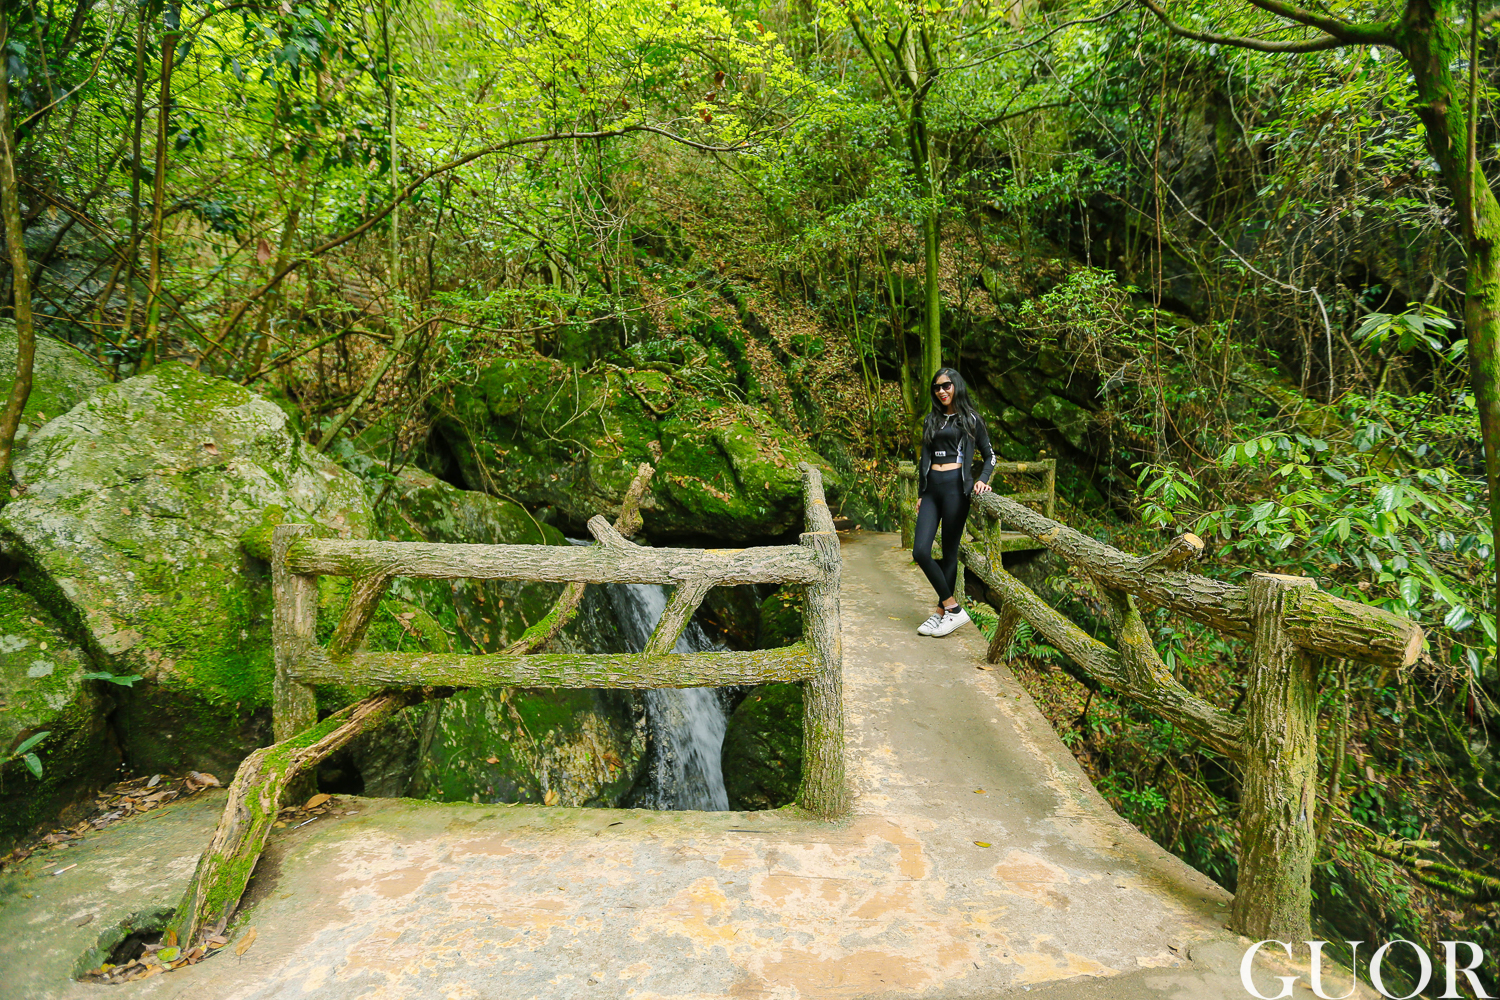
{"left": 604, "top": 580, "right": 730, "bottom": 811}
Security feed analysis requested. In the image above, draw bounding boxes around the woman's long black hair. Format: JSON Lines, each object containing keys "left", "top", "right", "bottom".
{"left": 922, "top": 367, "right": 982, "bottom": 447}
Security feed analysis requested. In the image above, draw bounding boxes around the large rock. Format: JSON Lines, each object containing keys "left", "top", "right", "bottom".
{"left": 336, "top": 464, "right": 649, "bottom": 805}
{"left": 406, "top": 687, "right": 646, "bottom": 806}
{"left": 0, "top": 362, "right": 373, "bottom": 774}
{"left": 721, "top": 682, "right": 802, "bottom": 811}
{"left": 0, "top": 322, "right": 109, "bottom": 448}
{"left": 436, "top": 357, "right": 843, "bottom": 542}
{"left": 0, "top": 588, "right": 116, "bottom": 848}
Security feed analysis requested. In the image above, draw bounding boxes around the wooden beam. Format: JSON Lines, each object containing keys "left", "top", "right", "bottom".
{"left": 1140, "top": 533, "right": 1204, "bottom": 572}
{"left": 1234, "top": 573, "right": 1319, "bottom": 941}
{"left": 643, "top": 576, "right": 715, "bottom": 656}
{"left": 799, "top": 461, "right": 837, "bottom": 533}
{"left": 327, "top": 573, "right": 393, "bottom": 659}
{"left": 961, "top": 545, "right": 1245, "bottom": 762}
{"left": 271, "top": 525, "right": 318, "bottom": 745}
{"left": 284, "top": 538, "right": 826, "bottom": 586}
{"left": 289, "top": 643, "right": 820, "bottom": 688}
{"left": 972, "top": 492, "right": 1422, "bottom": 667}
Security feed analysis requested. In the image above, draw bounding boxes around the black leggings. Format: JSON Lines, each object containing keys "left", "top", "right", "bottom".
{"left": 913, "top": 467, "right": 970, "bottom": 603}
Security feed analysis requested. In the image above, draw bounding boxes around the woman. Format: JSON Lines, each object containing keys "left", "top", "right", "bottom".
{"left": 913, "top": 367, "right": 994, "bottom": 637}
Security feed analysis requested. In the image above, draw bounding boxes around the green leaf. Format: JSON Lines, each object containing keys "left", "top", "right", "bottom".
{"left": 1398, "top": 576, "right": 1421, "bottom": 606}
{"left": 12, "top": 730, "right": 50, "bottom": 755}
{"left": 81, "top": 671, "right": 143, "bottom": 687}
{"left": 23, "top": 753, "right": 41, "bottom": 778}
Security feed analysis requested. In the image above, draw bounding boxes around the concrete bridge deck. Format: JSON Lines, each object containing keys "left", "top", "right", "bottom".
{"left": 1, "top": 532, "right": 1338, "bottom": 999}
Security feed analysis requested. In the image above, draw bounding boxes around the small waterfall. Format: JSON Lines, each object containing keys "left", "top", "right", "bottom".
{"left": 603, "top": 577, "right": 730, "bottom": 811}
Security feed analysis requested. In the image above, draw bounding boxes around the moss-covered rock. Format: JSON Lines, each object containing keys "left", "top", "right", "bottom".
{"left": 0, "top": 322, "right": 109, "bottom": 449}
{"left": 406, "top": 687, "right": 646, "bottom": 806}
{"left": 436, "top": 357, "right": 844, "bottom": 542}
{"left": 756, "top": 588, "right": 804, "bottom": 649}
{"left": 328, "top": 464, "right": 649, "bottom": 805}
{"left": 721, "top": 682, "right": 803, "bottom": 811}
{"left": 0, "top": 362, "right": 373, "bottom": 774}
{"left": 0, "top": 588, "right": 117, "bottom": 848}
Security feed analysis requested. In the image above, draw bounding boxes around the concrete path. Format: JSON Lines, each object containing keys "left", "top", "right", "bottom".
{"left": 1, "top": 532, "right": 1359, "bottom": 999}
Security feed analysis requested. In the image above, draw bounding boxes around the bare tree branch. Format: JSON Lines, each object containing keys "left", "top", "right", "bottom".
{"left": 216, "top": 124, "right": 751, "bottom": 340}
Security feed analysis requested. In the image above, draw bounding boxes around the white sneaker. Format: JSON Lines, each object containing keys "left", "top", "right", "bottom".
{"left": 917, "top": 611, "right": 945, "bottom": 636}
{"left": 928, "top": 606, "right": 970, "bottom": 637}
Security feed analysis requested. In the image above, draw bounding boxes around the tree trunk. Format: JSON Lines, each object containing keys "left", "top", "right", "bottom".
{"left": 1398, "top": 0, "right": 1500, "bottom": 608}
{"left": 140, "top": 6, "right": 179, "bottom": 371}
{"left": 0, "top": 12, "right": 35, "bottom": 482}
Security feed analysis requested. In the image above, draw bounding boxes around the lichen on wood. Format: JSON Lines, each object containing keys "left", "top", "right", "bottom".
{"left": 796, "top": 464, "right": 848, "bottom": 818}
{"left": 293, "top": 642, "right": 819, "bottom": 688}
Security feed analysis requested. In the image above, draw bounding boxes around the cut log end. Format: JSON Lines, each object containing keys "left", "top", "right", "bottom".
{"left": 1400, "top": 627, "right": 1423, "bottom": 669}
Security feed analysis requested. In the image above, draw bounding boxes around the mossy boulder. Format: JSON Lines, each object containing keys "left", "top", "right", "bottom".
{"left": 1031, "top": 394, "right": 1093, "bottom": 452}
{"left": 364, "top": 465, "right": 566, "bottom": 651}
{"left": 0, "top": 588, "right": 117, "bottom": 848}
{"left": 0, "top": 362, "right": 373, "bottom": 774}
{"left": 756, "top": 588, "right": 804, "bottom": 648}
{"left": 406, "top": 687, "right": 646, "bottom": 806}
{"left": 721, "top": 682, "right": 803, "bottom": 811}
{"left": 0, "top": 322, "right": 109, "bottom": 449}
{"left": 436, "top": 357, "right": 844, "bottom": 542}
{"left": 333, "top": 465, "right": 649, "bottom": 804}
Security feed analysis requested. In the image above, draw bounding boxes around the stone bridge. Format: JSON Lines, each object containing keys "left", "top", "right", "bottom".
{"left": 1, "top": 532, "right": 1355, "bottom": 999}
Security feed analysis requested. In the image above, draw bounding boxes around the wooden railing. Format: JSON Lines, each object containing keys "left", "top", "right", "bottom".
{"left": 897, "top": 458, "right": 1056, "bottom": 549}
{"left": 269, "top": 462, "right": 848, "bottom": 818}
{"left": 940, "top": 481, "right": 1422, "bottom": 942}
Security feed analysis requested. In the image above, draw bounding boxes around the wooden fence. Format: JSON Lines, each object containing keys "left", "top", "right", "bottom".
{"left": 901, "top": 472, "right": 1423, "bottom": 941}
{"left": 269, "top": 462, "right": 848, "bottom": 818}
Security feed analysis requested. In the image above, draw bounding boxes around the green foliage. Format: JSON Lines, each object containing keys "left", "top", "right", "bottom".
{"left": 6, "top": 730, "right": 49, "bottom": 778}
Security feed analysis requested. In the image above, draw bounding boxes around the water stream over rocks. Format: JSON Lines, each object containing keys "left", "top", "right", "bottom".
{"left": 604, "top": 580, "right": 731, "bottom": 811}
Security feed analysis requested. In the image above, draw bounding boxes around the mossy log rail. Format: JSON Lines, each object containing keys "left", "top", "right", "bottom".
{"left": 289, "top": 643, "right": 820, "bottom": 688}
{"left": 948, "top": 474, "right": 1425, "bottom": 944}
{"left": 176, "top": 462, "right": 845, "bottom": 950}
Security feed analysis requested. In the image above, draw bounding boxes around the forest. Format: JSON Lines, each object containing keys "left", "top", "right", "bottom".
{"left": 1, "top": 0, "right": 1498, "bottom": 994}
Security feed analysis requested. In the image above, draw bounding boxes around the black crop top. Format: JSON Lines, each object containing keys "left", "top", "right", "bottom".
{"left": 929, "top": 416, "right": 962, "bottom": 460}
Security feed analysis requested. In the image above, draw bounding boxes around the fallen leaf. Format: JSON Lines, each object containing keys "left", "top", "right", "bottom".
{"left": 973, "top": 841, "right": 991, "bottom": 848}
{"left": 485, "top": 756, "right": 499, "bottom": 764}
{"left": 158, "top": 946, "right": 181, "bottom": 963}
{"left": 543, "top": 788, "right": 559, "bottom": 806}
{"left": 304, "top": 793, "right": 331, "bottom": 809}
{"left": 235, "top": 927, "right": 257, "bottom": 956}
{"left": 146, "top": 774, "right": 162, "bottom": 788}
{"left": 975, "top": 663, "right": 993, "bottom": 671}
{"left": 974, "top": 789, "right": 985, "bottom": 794}
{"left": 75, "top": 913, "right": 95, "bottom": 927}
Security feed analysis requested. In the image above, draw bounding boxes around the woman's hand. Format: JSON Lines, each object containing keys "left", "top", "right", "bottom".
{"left": 973, "top": 480, "right": 992, "bottom": 496}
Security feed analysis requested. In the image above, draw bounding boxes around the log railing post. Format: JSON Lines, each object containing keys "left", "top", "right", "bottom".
{"left": 897, "top": 461, "right": 916, "bottom": 549}
{"left": 272, "top": 524, "right": 319, "bottom": 743}
{"left": 1234, "top": 572, "right": 1319, "bottom": 941}
{"left": 797, "top": 464, "right": 847, "bottom": 818}
{"left": 1043, "top": 458, "right": 1056, "bottom": 520}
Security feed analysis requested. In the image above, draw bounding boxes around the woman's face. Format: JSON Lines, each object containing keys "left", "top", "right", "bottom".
{"left": 933, "top": 376, "right": 956, "bottom": 410}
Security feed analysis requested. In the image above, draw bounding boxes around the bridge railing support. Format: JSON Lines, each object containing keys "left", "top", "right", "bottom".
{"left": 178, "top": 463, "right": 846, "bottom": 949}
{"left": 956, "top": 489, "right": 1422, "bottom": 942}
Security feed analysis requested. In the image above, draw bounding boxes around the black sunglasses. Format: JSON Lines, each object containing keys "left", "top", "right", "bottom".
{"left": 934, "top": 381, "right": 954, "bottom": 392}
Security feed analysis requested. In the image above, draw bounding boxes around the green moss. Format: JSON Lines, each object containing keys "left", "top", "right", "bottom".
{"left": 0, "top": 588, "right": 116, "bottom": 851}
{"left": 440, "top": 358, "right": 843, "bottom": 542}
{"left": 722, "top": 683, "right": 804, "bottom": 811}
{"left": 407, "top": 687, "right": 645, "bottom": 807}
{"left": 757, "top": 588, "right": 805, "bottom": 648}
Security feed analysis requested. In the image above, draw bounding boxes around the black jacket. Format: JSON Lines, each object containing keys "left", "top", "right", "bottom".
{"left": 918, "top": 415, "right": 996, "bottom": 496}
